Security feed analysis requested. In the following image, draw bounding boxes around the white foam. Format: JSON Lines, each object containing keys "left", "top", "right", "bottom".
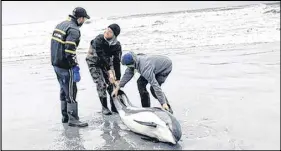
{"left": 2, "top": 3, "right": 280, "bottom": 59}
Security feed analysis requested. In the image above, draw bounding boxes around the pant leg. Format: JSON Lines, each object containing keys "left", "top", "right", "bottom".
{"left": 106, "top": 83, "right": 118, "bottom": 112}
{"left": 73, "top": 82, "right": 78, "bottom": 100}
{"left": 86, "top": 56, "right": 116, "bottom": 111}
{"left": 94, "top": 68, "right": 107, "bottom": 102}
{"left": 54, "top": 67, "right": 68, "bottom": 118}
{"left": 54, "top": 66, "right": 77, "bottom": 104}
{"left": 55, "top": 72, "right": 67, "bottom": 102}
{"left": 68, "top": 68, "right": 78, "bottom": 104}
{"left": 137, "top": 76, "right": 150, "bottom": 107}
{"left": 86, "top": 58, "right": 108, "bottom": 108}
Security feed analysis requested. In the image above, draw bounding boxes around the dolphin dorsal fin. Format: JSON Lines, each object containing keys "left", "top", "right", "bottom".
{"left": 133, "top": 120, "right": 157, "bottom": 128}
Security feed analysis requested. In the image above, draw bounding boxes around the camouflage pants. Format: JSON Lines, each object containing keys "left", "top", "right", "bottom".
{"left": 85, "top": 55, "right": 113, "bottom": 99}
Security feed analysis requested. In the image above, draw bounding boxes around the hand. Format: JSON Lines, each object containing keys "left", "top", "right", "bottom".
{"left": 72, "top": 66, "right": 81, "bottom": 82}
{"left": 112, "top": 86, "right": 120, "bottom": 97}
{"left": 114, "top": 80, "right": 120, "bottom": 87}
{"left": 162, "top": 103, "right": 169, "bottom": 111}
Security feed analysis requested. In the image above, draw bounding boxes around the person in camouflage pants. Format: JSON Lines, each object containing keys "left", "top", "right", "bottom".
{"left": 86, "top": 24, "right": 122, "bottom": 115}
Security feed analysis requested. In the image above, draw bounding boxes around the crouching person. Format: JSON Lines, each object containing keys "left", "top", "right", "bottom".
{"left": 113, "top": 52, "right": 174, "bottom": 114}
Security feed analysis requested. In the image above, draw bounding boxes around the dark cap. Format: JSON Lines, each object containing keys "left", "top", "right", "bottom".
{"left": 72, "top": 7, "right": 90, "bottom": 19}
{"left": 108, "top": 23, "right": 121, "bottom": 37}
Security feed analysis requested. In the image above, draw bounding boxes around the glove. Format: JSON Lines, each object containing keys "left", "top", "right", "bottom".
{"left": 162, "top": 103, "right": 173, "bottom": 114}
{"left": 72, "top": 66, "right": 81, "bottom": 82}
{"left": 162, "top": 103, "right": 169, "bottom": 111}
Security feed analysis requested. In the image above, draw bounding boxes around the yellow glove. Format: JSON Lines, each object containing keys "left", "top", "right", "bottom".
{"left": 162, "top": 103, "right": 169, "bottom": 111}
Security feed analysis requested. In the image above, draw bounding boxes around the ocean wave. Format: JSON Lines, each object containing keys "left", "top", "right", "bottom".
{"left": 264, "top": 9, "right": 280, "bottom": 14}
{"left": 2, "top": 2, "right": 280, "bottom": 58}
{"left": 107, "top": 2, "right": 278, "bottom": 20}
{"left": 152, "top": 20, "right": 167, "bottom": 26}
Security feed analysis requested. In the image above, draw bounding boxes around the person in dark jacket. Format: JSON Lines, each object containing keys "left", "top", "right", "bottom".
{"left": 51, "top": 7, "right": 90, "bottom": 127}
{"left": 86, "top": 23, "right": 122, "bottom": 115}
{"left": 113, "top": 52, "right": 174, "bottom": 114}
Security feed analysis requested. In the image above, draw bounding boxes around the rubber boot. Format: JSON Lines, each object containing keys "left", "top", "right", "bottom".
{"left": 61, "top": 101, "right": 68, "bottom": 123}
{"left": 106, "top": 84, "right": 118, "bottom": 113}
{"left": 110, "top": 96, "right": 118, "bottom": 113}
{"left": 75, "top": 102, "right": 80, "bottom": 120}
{"left": 67, "top": 103, "right": 88, "bottom": 127}
{"left": 100, "top": 97, "right": 112, "bottom": 115}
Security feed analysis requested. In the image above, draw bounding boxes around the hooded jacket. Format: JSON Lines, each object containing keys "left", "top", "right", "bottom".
{"left": 119, "top": 53, "right": 172, "bottom": 105}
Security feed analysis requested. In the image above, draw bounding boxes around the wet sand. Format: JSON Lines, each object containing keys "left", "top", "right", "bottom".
{"left": 2, "top": 42, "right": 280, "bottom": 150}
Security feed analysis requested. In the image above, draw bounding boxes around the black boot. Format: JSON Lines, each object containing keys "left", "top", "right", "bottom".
{"left": 100, "top": 97, "right": 112, "bottom": 115}
{"left": 74, "top": 102, "right": 80, "bottom": 120}
{"left": 137, "top": 76, "right": 150, "bottom": 107}
{"left": 67, "top": 103, "right": 88, "bottom": 127}
{"left": 106, "top": 84, "right": 117, "bottom": 113}
{"left": 61, "top": 101, "right": 68, "bottom": 123}
{"left": 110, "top": 96, "right": 118, "bottom": 113}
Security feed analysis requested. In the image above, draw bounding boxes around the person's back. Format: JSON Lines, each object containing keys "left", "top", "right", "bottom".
{"left": 51, "top": 18, "right": 80, "bottom": 69}
{"left": 136, "top": 54, "right": 172, "bottom": 76}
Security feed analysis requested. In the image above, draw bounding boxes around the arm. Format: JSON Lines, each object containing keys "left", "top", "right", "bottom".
{"left": 65, "top": 28, "right": 80, "bottom": 67}
{"left": 87, "top": 44, "right": 93, "bottom": 56}
{"left": 119, "top": 67, "right": 135, "bottom": 88}
{"left": 112, "top": 44, "right": 122, "bottom": 80}
{"left": 141, "top": 66, "right": 167, "bottom": 105}
{"left": 91, "top": 37, "right": 111, "bottom": 71}
{"left": 113, "top": 67, "right": 135, "bottom": 97}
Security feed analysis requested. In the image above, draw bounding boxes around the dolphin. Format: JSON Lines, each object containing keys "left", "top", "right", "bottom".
{"left": 112, "top": 90, "right": 182, "bottom": 145}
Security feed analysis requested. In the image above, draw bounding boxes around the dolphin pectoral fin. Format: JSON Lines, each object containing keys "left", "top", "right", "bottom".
{"left": 133, "top": 120, "right": 157, "bottom": 128}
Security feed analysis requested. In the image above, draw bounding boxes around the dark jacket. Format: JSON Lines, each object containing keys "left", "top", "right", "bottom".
{"left": 51, "top": 15, "right": 81, "bottom": 69}
{"left": 88, "top": 34, "right": 122, "bottom": 80}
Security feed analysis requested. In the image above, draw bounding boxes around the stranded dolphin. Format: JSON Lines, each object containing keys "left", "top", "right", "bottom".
{"left": 112, "top": 90, "right": 182, "bottom": 145}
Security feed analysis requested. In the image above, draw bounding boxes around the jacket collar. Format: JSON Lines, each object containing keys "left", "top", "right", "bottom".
{"left": 68, "top": 15, "right": 79, "bottom": 26}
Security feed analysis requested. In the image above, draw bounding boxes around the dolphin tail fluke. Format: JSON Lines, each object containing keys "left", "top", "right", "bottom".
{"left": 112, "top": 96, "right": 126, "bottom": 111}
{"left": 112, "top": 89, "right": 133, "bottom": 111}
{"left": 116, "top": 90, "right": 134, "bottom": 107}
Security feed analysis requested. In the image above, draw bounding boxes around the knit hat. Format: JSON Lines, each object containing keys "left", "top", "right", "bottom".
{"left": 108, "top": 23, "right": 121, "bottom": 36}
{"left": 121, "top": 52, "right": 135, "bottom": 65}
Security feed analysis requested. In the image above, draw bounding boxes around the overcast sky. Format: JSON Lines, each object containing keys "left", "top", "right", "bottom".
{"left": 2, "top": 1, "right": 278, "bottom": 25}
